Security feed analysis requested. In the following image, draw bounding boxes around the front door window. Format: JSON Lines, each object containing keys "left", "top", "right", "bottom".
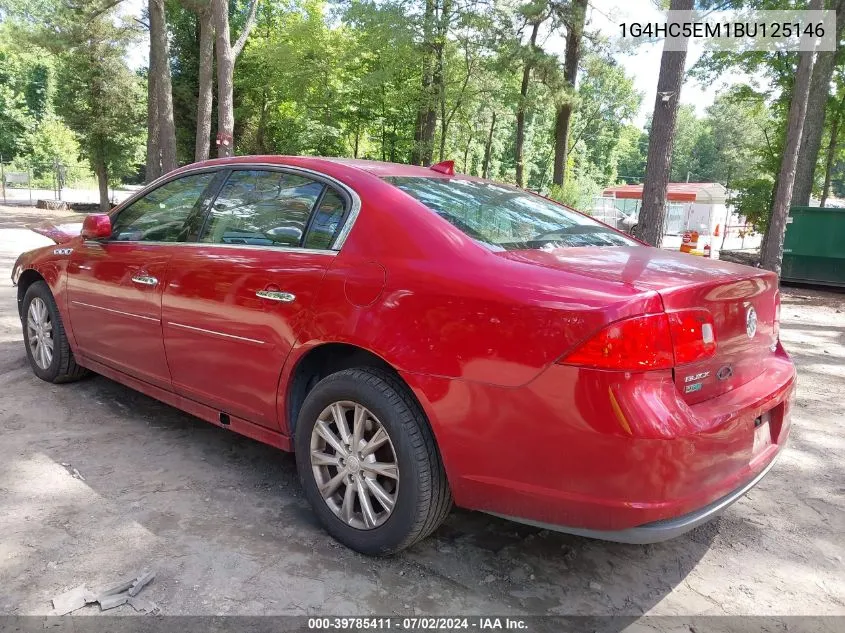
{"left": 111, "top": 172, "right": 216, "bottom": 242}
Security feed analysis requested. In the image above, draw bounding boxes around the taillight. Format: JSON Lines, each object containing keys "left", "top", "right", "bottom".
{"left": 560, "top": 314, "right": 675, "bottom": 371}
{"left": 667, "top": 309, "right": 717, "bottom": 365}
{"left": 559, "top": 309, "right": 718, "bottom": 371}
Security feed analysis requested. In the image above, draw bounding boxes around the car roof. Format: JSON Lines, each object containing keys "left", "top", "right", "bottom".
{"left": 318, "top": 157, "right": 453, "bottom": 178}
{"left": 187, "top": 155, "right": 464, "bottom": 180}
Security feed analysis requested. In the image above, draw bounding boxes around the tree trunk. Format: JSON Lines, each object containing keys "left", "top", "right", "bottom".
{"left": 412, "top": 0, "right": 437, "bottom": 166}
{"left": 419, "top": 98, "right": 437, "bottom": 166}
{"left": 462, "top": 128, "right": 474, "bottom": 172}
{"left": 213, "top": 0, "right": 234, "bottom": 157}
{"left": 791, "top": 0, "right": 845, "bottom": 206}
{"left": 149, "top": 0, "right": 178, "bottom": 173}
{"left": 515, "top": 20, "right": 540, "bottom": 188}
{"left": 637, "top": 0, "right": 694, "bottom": 247}
{"left": 145, "top": 70, "right": 161, "bottom": 182}
{"left": 434, "top": 0, "right": 451, "bottom": 162}
{"left": 255, "top": 85, "right": 269, "bottom": 153}
{"left": 439, "top": 98, "right": 447, "bottom": 162}
{"left": 195, "top": 6, "right": 214, "bottom": 161}
{"left": 211, "top": 0, "right": 259, "bottom": 158}
{"left": 552, "top": 0, "right": 587, "bottom": 187}
{"left": 761, "top": 0, "right": 823, "bottom": 273}
{"left": 94, "top": 147, "right": 110, "bottom": 212}
{"left": 353, "top": 121, "right": 360, "bottom": 158}
{"left": 820, "top": 93, "right": 845, "bottom": 207}
{"left": 482, "top": 111, "right": 496, "bottom": 179}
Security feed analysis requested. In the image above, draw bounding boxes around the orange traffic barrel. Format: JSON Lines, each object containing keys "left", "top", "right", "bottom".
{"left": 680, "top": 230, "right": 699, "bottom": 253}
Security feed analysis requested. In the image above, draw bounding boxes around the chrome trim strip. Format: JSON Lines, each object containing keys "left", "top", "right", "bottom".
{"left": 70, "top": 300, "right": 159, "bottom": 323}
{"left": 487, "top": 453, "right": 780, "bottom": 545}
{"left": 95, "top": 241, "right": 339, "bottom": 256}
{"left": 166, "top": 321, "right": 265, "bottom": 345}
{"left": 108, "top": 161, "right": 362, "bottom": 252}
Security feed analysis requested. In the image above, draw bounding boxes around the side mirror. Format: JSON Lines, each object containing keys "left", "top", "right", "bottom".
{"left": 81, "top": 214, "right": 112, "bottom": 240}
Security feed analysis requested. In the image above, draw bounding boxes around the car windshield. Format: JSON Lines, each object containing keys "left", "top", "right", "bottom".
{"left": 385, "top": 177, "right": 637, "bottom": 251}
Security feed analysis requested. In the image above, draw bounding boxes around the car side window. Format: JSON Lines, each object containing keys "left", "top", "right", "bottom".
{"left": 200, "top": 170, "right": 325, "bottom": 247}
{"left": 111, "top": 172, "right": 216, "bottom": 242}
{"left": 305, "top": 188, "right": 347, "bottom": 249}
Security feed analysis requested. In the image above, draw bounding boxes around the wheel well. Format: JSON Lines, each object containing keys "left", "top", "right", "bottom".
{"left": 286, "top": 343, "right": 397, "bottom": 436}
{"left": 16, "top": 269, "right": 45, "bottom": 316}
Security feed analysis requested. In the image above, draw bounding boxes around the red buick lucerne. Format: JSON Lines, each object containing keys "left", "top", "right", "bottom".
{"left": 12, "top": 156, "right": 795, "bottom": 555}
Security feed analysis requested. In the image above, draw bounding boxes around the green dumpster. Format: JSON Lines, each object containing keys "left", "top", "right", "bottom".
{"left": 781, "top": 206, "right": 845, "bottom": 287}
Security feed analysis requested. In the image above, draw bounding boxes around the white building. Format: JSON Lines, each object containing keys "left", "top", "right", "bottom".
{"left": 596, "top": 182, "right": 762, "bottom": 253}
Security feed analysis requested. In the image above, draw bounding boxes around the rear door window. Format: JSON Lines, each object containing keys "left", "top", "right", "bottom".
{"left": 200, "top": 169, "right": 325, "bottom": 247}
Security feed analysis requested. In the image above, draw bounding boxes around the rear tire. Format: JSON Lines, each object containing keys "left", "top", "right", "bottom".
{"left": 295, "top": 367, "right": 452, "bottom": 555}
{"left": 21, "top": 281, "right": 89, "bottom": 383}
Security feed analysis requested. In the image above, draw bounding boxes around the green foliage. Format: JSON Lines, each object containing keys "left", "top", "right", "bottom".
{"left": 233, "top": 0, "right": 424, "bottom": 160}
{"left": 615, "top": 124, "right": 648, "bottom": 183}
{"left": 669, "top": 105, "right": 705, "bottom": 182}
{"left": 167, "top": 0, "right": 203, "bottom": 164}
{"left": 52, "top": 7, "right": 146, "bottom": 186}
{"left": 0, "top": 1, "right": 145, "bottom": 190}
{"left": 733, "top": 177, "right": 775, "bottom": 232}
{"left": 548, "top": 163, "right": 603, "bottom": 211}
{"left": 17, "top": 114, "right": 88, "bottom": 185}
{"left": 9, "top": 0, "right": 795, "bottom": 209}
{"left": 0, "top": 27, "right": 55, "bottom": 160}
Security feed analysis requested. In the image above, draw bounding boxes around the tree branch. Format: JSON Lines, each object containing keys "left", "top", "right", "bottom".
{"left": 232, "top": 0, "right": 259, "bottom": 59}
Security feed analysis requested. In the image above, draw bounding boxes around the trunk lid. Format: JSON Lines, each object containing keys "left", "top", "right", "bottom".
{"left": 497, "top": 246, "right": 779, "bottom": 403}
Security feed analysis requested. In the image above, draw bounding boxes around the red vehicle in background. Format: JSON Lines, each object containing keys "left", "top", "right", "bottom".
{"left": 12, "top": 156, "right": 795, "bottom": 555}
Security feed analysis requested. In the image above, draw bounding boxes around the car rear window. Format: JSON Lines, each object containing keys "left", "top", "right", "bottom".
{"left": 384, "top": 177, "right": 636, "bottom": 251}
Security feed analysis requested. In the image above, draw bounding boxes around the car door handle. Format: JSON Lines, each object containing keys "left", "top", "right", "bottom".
{"left": 131, "top": 274, "right": 159, "bottom": 287}
{"left": 256, "top": 290, "right": 296, "bottom": 303}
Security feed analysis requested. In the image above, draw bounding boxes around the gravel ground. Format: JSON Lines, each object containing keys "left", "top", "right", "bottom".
{"left": 0, "top": 205, "right": 843, "bottom": 620}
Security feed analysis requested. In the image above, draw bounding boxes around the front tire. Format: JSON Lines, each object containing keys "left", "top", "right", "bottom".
{"left": 295, "top": 368, "right": 452, "bottom": 555}
{"left": 21, "top": 281, "right": 89, "bottom": 383}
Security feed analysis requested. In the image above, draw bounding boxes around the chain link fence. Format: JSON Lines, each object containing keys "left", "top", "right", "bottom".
{"left": 0, "top": 158, "right": 97, "bottom": 205}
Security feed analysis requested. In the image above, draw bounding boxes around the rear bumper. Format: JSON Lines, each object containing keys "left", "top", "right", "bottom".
{"left": 488, "top": 452, "right": 780, "bottom": 544}
{"left": 404, "top": 347, "right": 796, "bottom": 539}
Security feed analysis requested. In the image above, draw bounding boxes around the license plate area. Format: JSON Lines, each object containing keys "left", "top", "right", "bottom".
{"left": 752, "top": 410, "right": 774, "bottom": 454}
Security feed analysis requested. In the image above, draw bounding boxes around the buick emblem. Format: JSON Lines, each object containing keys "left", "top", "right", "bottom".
{"left": 717, "top": 365, "right": 733, "bottom": 381}
{"left": 746, "top": 306, "right": 758, "bottom": 339}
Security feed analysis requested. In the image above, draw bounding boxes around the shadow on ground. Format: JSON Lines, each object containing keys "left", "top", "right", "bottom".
{"left": 0, "top": 247, "right": 843, "bottom": 621}
{"left": 0, "top": 338, "right": 719, "bottom": 622}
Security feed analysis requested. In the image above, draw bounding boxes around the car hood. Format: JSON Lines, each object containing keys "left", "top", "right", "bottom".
{"left": 495, "top": 246, "right": 767, "bottom": 293}
{"left": 31, "top": 221, "right": 83, "bottom": 244}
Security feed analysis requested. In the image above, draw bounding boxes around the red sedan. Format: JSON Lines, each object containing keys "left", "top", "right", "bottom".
{"left": 12, "top": 156, "right": 795, "bottom": 555}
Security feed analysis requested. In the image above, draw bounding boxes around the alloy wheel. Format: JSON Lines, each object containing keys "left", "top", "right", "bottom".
{"left": 26, "top": 297, "right": 54, "bottom": 370}
{"left": 310, "top": 400, "right": 399, "bottom": 530}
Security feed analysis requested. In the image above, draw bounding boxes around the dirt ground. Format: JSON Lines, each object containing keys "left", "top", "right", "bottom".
{"left": 0, "top": 205, "right": 843, "bottom": 620}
